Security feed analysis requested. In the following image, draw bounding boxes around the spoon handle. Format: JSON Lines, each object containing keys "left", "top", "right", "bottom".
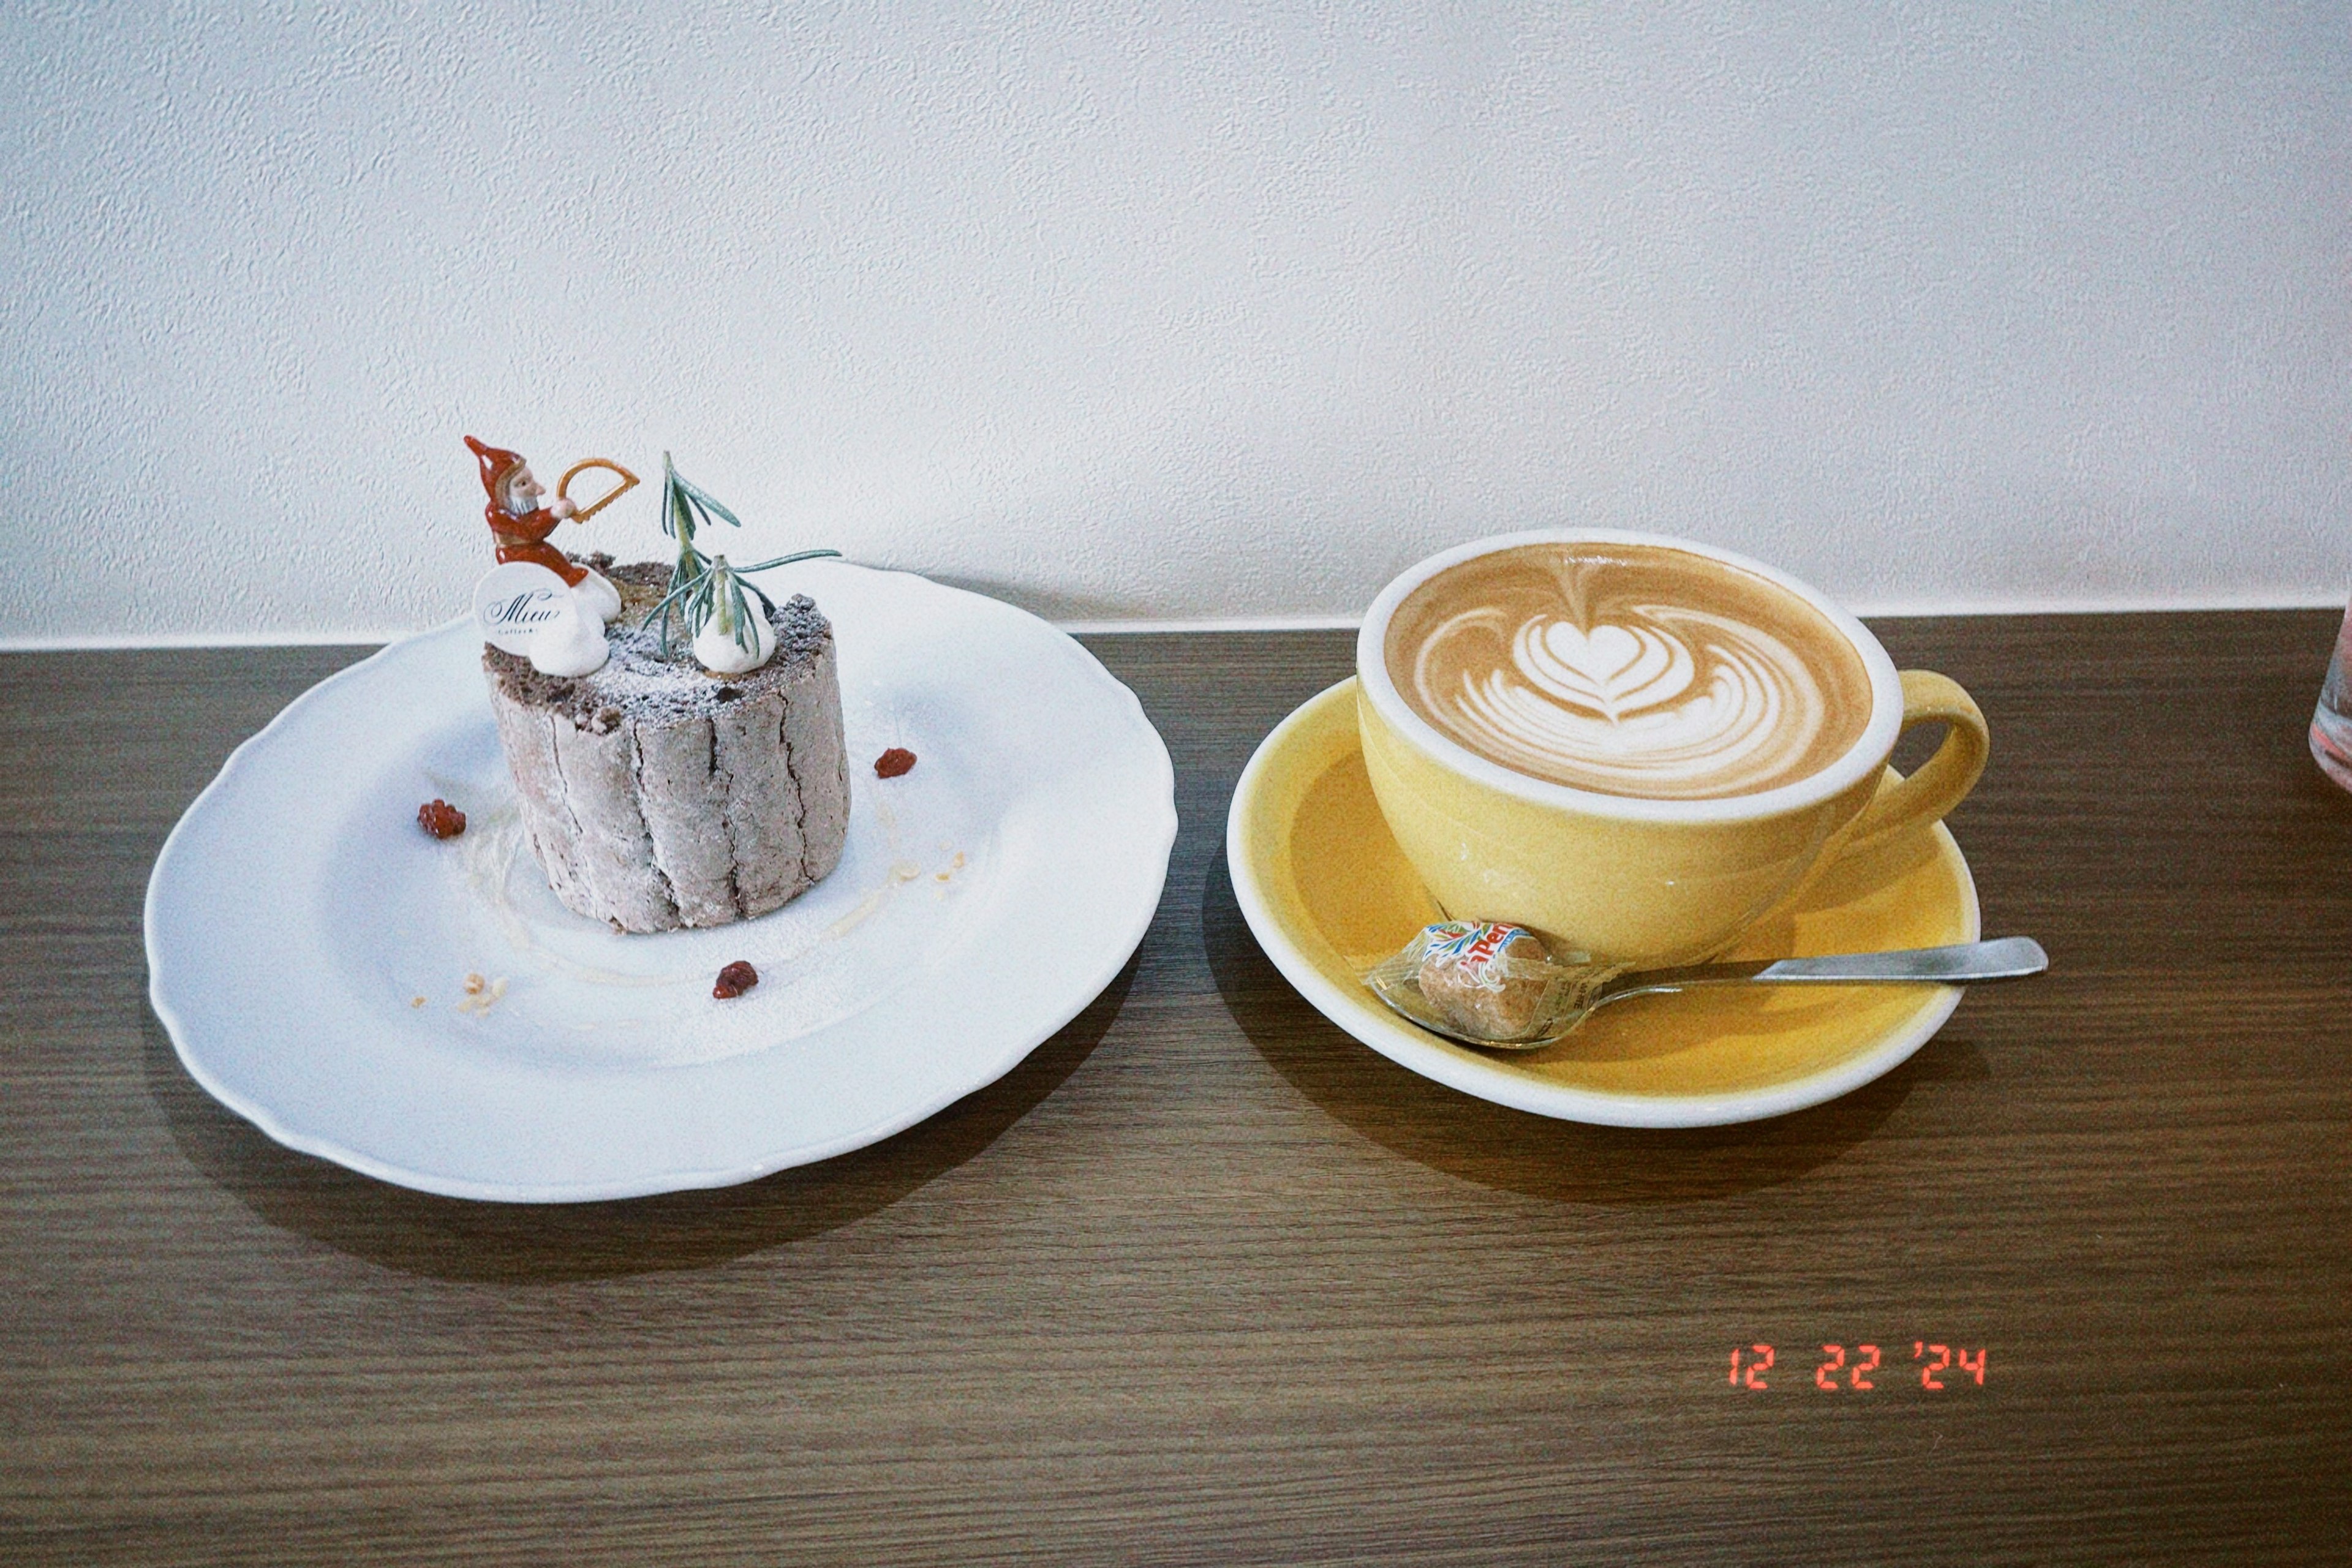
{"left": 1606, "top": 937, "right": 2048, "bottom": 1000}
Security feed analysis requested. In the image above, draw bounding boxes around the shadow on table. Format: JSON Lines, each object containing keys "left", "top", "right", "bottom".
{"left": 144, "top": 957, "right": 1133, "bottom": 1283}
{"left": 1201, "top": 854, "right": 1975, "bottom": 1205}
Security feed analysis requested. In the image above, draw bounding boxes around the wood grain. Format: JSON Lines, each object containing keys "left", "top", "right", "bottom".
{"left": 2, "top": 614, "right": 2348, "bottom": 1566}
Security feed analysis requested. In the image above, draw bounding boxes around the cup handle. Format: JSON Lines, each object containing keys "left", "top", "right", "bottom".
{"left": 1839, "top": 670, "right": 1989, "bottom": 854}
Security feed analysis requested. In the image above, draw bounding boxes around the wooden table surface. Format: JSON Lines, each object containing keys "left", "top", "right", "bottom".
{"left": 6, "top": 612, "right": 2351, "bottom": 1565}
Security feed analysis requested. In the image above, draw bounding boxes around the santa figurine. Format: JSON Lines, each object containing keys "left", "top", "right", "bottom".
{"left": 464, "top": 436, "right": 622, "bottom": 623}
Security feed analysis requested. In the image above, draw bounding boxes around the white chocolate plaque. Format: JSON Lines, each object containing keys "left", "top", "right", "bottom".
{"left": 472, "top": 562, "right": 575, "bottom": 655}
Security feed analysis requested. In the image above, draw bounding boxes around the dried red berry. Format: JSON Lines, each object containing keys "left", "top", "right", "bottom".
{"left": 714, "top": 960, "right": 760, "bottom": 1000}
{"left": 417, "top": 799, "right": 467, "bottom": 839}
{"left": 874, "top": 747, "right": 917, "bottom": 778}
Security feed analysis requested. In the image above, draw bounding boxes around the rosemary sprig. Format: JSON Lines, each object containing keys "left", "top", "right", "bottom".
{"left": 646, "top": 454, "right": 840, "bottom": 657}
{"left": 650, "top": 549, "right": 843, "bottom": 657}
{"left": 657, "top": 450, "right": 745, "bottom": 593}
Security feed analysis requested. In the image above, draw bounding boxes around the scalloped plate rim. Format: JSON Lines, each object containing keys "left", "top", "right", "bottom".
{"left": 146, "top": 564, "right": 1177, "bottom": 1201}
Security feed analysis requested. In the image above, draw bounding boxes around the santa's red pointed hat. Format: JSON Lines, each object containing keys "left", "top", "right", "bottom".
{"left": 464, "top": 435, "right": 525, "bottom": 502}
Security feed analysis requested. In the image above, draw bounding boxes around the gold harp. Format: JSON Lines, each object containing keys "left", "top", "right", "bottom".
{"left": 556, "top": 458, "right": 640, "bottom": 526}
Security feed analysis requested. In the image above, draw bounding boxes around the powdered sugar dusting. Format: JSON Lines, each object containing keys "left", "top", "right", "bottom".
{"left": 483, "top": 559, "right": 831, "bottom": 728}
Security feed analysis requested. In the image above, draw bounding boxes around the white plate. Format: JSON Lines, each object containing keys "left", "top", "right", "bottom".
{"left": 147, "top": 562, "right": 1176, "bottom": 1202}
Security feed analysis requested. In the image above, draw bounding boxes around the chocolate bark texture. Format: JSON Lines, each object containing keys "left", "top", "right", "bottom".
{"left": 483, "top": 560, "right": 849, "bottom": 932}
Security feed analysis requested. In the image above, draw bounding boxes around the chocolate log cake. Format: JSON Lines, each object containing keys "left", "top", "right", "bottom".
{"left": 483, "top": 561, "right": 850, "bottom": 932}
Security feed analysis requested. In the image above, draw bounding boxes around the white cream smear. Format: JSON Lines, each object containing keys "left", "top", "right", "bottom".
{"left": 1415, "top": 604, "right": 1832, "bottom": 799}
{"left": 393, "top": 711, "right": 982, "bottom": 1069}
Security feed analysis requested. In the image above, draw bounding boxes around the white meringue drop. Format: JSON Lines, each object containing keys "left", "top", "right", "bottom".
{"left": 570, "top": 568, "right": 622, "bottom": 622}
{"left": 693, "top": 605, "right": 776, "bottom": 675}
{"left": 529, "top": 595, "right": 611, "bottom": 676}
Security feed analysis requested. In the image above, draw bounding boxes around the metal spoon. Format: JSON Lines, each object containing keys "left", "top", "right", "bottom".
{"left": 1369, "top": 936, "right": 2048, "bottom": 1052}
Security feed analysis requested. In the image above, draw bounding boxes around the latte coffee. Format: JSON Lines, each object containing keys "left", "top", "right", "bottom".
{"left": 1383, "top": 541, "right": 1873, "bottom": 801}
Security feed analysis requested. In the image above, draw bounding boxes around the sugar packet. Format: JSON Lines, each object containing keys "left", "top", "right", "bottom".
{"left": 1363, "top": 921, "right": 1626, "bottom": 1045}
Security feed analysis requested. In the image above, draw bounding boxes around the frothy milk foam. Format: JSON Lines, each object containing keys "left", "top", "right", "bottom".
{"left": 1384, "top": 543, "right": 1873, "bottom": 800}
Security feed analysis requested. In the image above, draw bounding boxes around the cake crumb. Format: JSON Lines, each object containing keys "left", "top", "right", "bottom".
{"left": 454, "top": 976, "right": 508, "bottom": 1016}
{"left": 410, "top": 995, "right": 426, "bottom": 1008}
{"left": 875, "top": 747, "right": 917, "bottom": 778}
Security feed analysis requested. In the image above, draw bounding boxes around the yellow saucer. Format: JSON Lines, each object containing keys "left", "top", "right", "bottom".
{"left": 1224, "top": 679, "right": 1980, "bottom": 1126}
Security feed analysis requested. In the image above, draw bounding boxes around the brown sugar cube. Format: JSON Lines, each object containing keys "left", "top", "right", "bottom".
{"left": 1417, "top": 922, "right": 1556, "bottom": 1041}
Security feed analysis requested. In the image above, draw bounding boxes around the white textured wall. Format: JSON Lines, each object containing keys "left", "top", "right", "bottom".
{"left": 4, "top": 2, "right": 2347, "bottom": 643}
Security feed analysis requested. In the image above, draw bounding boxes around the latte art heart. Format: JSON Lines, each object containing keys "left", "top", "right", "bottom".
{"left": 1385, "top": 545, "right": 1873, "bottom": 800}
{"left": 1520, "top": 620, "right": 1694, "bottom": 721}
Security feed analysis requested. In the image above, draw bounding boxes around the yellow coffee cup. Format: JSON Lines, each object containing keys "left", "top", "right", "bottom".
{"left": 1356, "top": 530, "right": 1986, "bottom": 968}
